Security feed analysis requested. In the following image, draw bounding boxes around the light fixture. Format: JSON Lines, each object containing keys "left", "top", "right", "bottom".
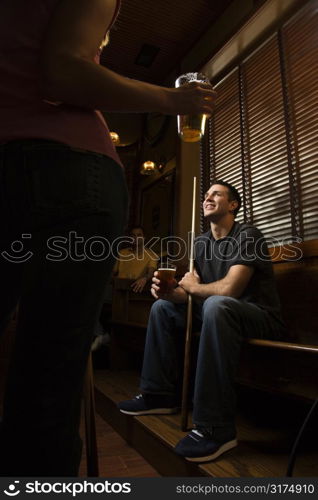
{"left": 140, "top": 160, "right": 156, "bottom": 175}
{"left": 157, "top": 155, "right": 167, "bottom": 173}
{"left": 110, "top": 131, "right": 120, "bottom": 145}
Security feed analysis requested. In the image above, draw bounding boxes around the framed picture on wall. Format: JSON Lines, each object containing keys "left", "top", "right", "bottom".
{"left": 140, "top": 171, "right": 175, "bottom": 256}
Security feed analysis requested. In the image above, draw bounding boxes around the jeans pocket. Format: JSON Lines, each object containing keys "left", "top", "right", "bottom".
{"left": 24, "top": 144, "right": 112, "bottom": 219}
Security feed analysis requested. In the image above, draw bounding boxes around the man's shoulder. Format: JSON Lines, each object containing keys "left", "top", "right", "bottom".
{"left": 233, "top": 222, "right": 265, "bottom": 239}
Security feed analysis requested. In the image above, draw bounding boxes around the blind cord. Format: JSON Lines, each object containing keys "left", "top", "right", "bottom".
{"left": 286, "top": 397, "right": 318, "bottom": 477}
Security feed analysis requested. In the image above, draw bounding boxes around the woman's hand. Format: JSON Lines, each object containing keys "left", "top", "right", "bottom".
{"left": 170, "top": 81, "right": 217, "bottom": 116}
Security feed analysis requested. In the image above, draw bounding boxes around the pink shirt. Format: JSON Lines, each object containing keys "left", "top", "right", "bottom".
{"left": 0, "top": 0, "right": 122, "bottom": 165}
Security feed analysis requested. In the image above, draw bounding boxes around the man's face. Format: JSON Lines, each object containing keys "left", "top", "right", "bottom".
{"left": 203, "top": 184, "right": 237, "bottom": 220}
{"left": 130, "top": 228, "right": 144, "bottom": 248}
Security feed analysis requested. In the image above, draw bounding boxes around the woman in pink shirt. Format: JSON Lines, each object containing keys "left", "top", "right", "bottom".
{"left": 0, "top": 0, "right": 216, "bottom": 477}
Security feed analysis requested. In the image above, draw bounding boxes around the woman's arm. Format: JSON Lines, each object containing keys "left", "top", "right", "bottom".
{"left": 41, "top": 0, "right": 217, "bottom": 114}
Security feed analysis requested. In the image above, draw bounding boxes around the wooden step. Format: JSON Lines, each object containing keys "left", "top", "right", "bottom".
{"left": 94, "top": 369, "right": 318, "bottom": 477}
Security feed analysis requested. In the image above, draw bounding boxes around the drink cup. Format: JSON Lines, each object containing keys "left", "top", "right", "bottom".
{"left": 175, "top": 72, "right": 211, "bottom": 142}
{"left": 157, "top": 262, "right": 176, "bottom": 293}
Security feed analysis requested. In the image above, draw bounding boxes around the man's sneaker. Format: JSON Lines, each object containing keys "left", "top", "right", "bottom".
{"left": 174, "top": 427, "right": 237, "bottom": 462}
{"left": 118, "top": 393, "right": 178, "bottom": 416}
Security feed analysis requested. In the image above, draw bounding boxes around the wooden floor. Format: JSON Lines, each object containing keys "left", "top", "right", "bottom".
{"left": 94, "top": 369, "right": 318, "bottom": 477}
{"left": 79, "top": 411, "right": 160, "bottom": 477}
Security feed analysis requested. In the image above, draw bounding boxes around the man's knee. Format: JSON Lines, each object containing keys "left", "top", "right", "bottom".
{"left": 150, "top": 300, "right": 186, "bottom": 328}
{"left": 202, "top": 295, "right": 238, "bottom": 319}
{"left": 150, "top": 299, "right": 175, "bottom": 317}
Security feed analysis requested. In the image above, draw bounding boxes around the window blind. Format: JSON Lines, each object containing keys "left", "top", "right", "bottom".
{"left": 243, "top": 35, "right": 292, "bottom": 243}
{"left": 201, "top": 0, "right": 318, "bottom": 245}
{"left": 210, "top": 69, "right": 244, "bottom": 224}
{"left": 283, "top": 0, "right": 318, "bottom": 240}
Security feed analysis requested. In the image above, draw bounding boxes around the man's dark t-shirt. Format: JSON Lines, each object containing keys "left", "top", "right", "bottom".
{"left": 194, "top": 222, "right": 285, "bottom": 330}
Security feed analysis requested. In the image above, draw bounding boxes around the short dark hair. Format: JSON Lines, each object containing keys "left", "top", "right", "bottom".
{"left": 210, "top": 179, "right": 241, "bottom": 217}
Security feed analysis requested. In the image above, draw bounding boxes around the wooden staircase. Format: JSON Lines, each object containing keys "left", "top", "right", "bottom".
{"left": 94, "top": 369, "right": 318, "bottom": 477}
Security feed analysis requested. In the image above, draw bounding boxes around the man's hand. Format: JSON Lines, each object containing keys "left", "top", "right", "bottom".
{"left": 131, "top": 277, "right": 147, "bottom": 293}
{"left": 178, "top": 270, "right": 201, "bottom": 294}
{"left": 151, "top": 271, "right": 177, "bottom": 300}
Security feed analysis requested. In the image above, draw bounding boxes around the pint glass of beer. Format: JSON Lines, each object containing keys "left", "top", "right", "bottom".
{"left": 175, "top": 72, "right": 211, "bottom": 142}
{"left": 157, "top": 261, "right": 177, "bottom": 294}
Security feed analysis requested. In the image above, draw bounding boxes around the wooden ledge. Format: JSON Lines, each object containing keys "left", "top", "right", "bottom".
{"left": 245, "top": 338, "right": 318, "bottom": 353}
{"left": 269, "top": 238, "right": 318, "bottom": 262}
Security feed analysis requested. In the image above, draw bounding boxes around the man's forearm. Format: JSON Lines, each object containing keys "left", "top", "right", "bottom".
{"left": 179, "top": 265, "right": 254, "bottom": 300}
{"left": 190, "top": 279, "right": 234, "bottom": 299}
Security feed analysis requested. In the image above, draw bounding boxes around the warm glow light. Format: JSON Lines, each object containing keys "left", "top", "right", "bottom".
{"left": 140, "top": 160, "right": 156, "bottom": 175}
{"left": 110, "top": 131, "right": 120, "bottom": 145}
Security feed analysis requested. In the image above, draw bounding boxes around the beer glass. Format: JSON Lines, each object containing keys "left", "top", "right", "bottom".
{"left": 175, "top": 72, "right": 211, "bottom": 142}
{"left": 157, "top": 260, "right": 177, "bottom": 293}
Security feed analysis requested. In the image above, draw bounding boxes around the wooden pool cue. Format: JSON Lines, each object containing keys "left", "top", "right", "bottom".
{"left": 181, "top": 176, "right": 196, "bottom": 432}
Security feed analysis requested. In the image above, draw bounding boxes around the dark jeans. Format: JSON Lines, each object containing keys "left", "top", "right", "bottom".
{"left": 0, "top": 140, "right": 128, "bottom": 476}
{"left": 140, "top": 296, "right": 281, "bottom": 429}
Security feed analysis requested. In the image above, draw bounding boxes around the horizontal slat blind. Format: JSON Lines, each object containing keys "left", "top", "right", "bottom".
{"left": 243, "top": 35, "right": 292, "bottom": 242}
{"left": 201, "top": 0, "right": 318, "bottom": 246}
{"left": 283, "top": 1, "right": 318, "bottom": 240}
{"left": 213, "top": 69, "right": 244, "bottom": 223}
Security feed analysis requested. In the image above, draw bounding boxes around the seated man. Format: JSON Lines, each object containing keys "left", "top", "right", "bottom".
{"left": 114, "top": 225, "right": 158, "bottom": 293}
{"left": 118, "top": 180, "right": 286, "bottom": 463}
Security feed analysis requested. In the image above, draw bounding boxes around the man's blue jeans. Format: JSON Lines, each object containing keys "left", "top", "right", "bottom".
{"left": 0, "top": 140, "right": 128, "bottom": 476}
{"left": 140, "top": 296, "right": 281, "bottom": 429}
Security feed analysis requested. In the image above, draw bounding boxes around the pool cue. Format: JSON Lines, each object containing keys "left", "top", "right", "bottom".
{"left": 181, "top": 176, "right": 196, "bottom": 432}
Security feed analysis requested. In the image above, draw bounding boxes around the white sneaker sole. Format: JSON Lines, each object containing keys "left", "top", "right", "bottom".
{"left": 119, "top": 407, "right": 179, "bottom": 416}
{"left": 185, "top": 439, "right": 238, "bottom": 462}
